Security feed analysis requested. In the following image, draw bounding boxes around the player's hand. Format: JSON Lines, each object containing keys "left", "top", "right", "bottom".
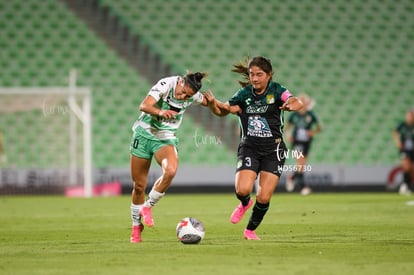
{"left": 280, "top": 97, "right": 303, "bottom": 111}
{"left": 227, "top": 104, "right": 241, "bottom": 114}
{"left": 158, "top": 110, "right": 178, "bottom": 119}
{"left": 203, "top": 90, "right": 216, "bottom": 106}
{"left": 280, "top": 101, "right": 293, "bottom": 111}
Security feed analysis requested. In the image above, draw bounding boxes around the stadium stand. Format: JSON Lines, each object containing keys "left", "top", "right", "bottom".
{"left": 0, "top": 0, "right": 235, "bottom": 169}
{"left": 95, "top": 0, "right": 413, "bottom": 165}
{"left": 1, "top": 0, "right": 413, "bottom": 169}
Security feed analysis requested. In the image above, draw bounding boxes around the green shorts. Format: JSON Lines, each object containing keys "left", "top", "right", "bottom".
{"left": 130, "top": 127, "right": 178, "bottom": 159}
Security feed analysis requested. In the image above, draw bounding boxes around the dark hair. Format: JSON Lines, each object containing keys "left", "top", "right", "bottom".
{"left": 184, "top": 72, "right": 207, "bottom": 92}
{"left": 232, "top": 56, "right": 273, "bottom": 87}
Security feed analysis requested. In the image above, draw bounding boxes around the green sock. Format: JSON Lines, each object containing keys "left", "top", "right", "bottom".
{"left": 247, "top": 202, "right": 269, "bottom": 231}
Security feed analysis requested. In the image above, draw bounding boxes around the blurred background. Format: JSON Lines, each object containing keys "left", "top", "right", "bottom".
{"left": 0, "top": 0, "right": 413, "bottom": 195}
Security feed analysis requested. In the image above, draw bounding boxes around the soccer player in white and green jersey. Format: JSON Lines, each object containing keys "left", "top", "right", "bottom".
{"left": 130, "top": 72, "right": 212, "bottom": 243}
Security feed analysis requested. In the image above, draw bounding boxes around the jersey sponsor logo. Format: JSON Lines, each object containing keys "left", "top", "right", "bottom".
{"left": 246, "top": 105, "right": 268, "bottom": 114}
{"left": 168, "top": 105, "right": 182, "bottom": 113}
{"left": 165, "top": 93, "right": 189, "bottom": 112}
{"left": 154, "top": 115, "right": 179, "bottom": 123}
{"left": 162, "top": 100, "right": 182, "bottom": 113}
{"left": 247, "top": 115, "right": 272, "bottom": 138}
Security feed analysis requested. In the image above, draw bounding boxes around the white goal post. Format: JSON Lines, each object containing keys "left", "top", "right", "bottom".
{"left": 0, "top": 70, "right": 93, "bottom": 197}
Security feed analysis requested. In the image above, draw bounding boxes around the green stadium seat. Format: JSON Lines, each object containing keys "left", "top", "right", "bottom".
{"left": 3, "top": 0, "right": 414, "bottom": 167}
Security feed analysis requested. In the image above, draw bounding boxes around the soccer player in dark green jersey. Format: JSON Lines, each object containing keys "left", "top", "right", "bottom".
{"left": 393, "top": 109, "right": 414, "bottom": 195}
{"left": 205, "top": 56, "right": 303, "bottom": 240}
{"left": 285, "top": 94, "right": 322, "bottom": 195}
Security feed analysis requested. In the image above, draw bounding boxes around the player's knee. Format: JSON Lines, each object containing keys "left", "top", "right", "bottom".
{"left": 163, "top": 165, "right": 177, "bottom": 181}
{"left": 257, "top": 197, "right": 271, "bottom": 204}
{"left": 236, "top": 186, "right": 252, "bottom": 197}
{"left": 256, "top": 192, "right": 272, "bottom": 204}
{"left": 132, "top": 181, "right": 146, "bottom": 195}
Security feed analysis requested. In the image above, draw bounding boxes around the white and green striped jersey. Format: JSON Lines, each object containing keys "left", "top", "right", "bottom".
{"left": 132, "top": 76, "right": 203, "bottom": 140}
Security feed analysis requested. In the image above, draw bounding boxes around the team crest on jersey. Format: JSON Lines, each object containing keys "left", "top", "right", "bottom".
{"left": 247, "top": 115, "right": 272, "bottom": 138}
{"left": 237, "top": 159, "right": 243, "bottom": 169}
{"left": 266, "top": 94, "right": 275, "bottom": 104}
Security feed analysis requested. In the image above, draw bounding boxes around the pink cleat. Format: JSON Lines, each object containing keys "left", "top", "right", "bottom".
{"left": 130, "top": 224, "right": 144, "bottom": 243}
{"left": 230, "top": 198, "right": 253, "bottom": 224}
{"left": 243, "top": 229, "right": 260, "bottom": 240}
{"left": 140, "top": 206, "right": 154, "bottom": 227}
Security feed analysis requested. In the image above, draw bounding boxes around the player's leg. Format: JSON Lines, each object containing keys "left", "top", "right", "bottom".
{"left": 230, "top": 153, "right": 258, "bottom": 224}
{"left": 230, "top": 170, "right": 256, "bottom": 224}
{"left": 408, "top": 152, "right": 414, "bottom": 191}
{"left": 286, "top": 142, "right": 297, "bottom": 192}
{"left": 244, "top": 171, "right": 279, "bottom": 240}
{"left": 131, "top": 154, "right": 152, "bottom": 205}
{"left": 296, "top": 155, "right": 311, "bottom": 195}
{"left": 292, "top": 142, "right": 311, "bottom": 195}
{"left": 152, "top": 144, "right": 179, "bottom": 192}
{"left": 399, "top": 153, "right": 412, "bottom": 195}
{"left": 410, "top": 157, "right": 414, "bottom": 191}
{"left": 140, "top": 144, "right": 178, "bottom": 226}
{"left": 244, "top": 143, "right": 286, "bottom": 240}
{"left": 130, "top": 154, "right": 151, "bottom": 242}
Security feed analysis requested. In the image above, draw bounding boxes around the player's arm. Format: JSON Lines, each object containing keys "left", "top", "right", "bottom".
{"left": 226, "top": 104, "right": 242, "bottom": 115}
{"left": 139, "top": 95, "right": 177, "bottom": 119}
{"left": 284, "top": 122, "right": 293, "bottom": 143}
{"left": 280, "top": 96, "right": 303, "bottom": 111}
{"left": 203, "top": 90, "right": 237, "bottom": 116}
{"left": 0, "top": 133, "right": 7, "bottom": 165}
{"left": 279, "top": 89, "right": 303, "bottom": 111}
{"left": 0, "top": 135, "right": 4, "bottom": 155}
{"left": 392, "top": 130, "right": 402, "bottom": 150}
{"left": 315, "top": 123, "right": 322, "bottom": 134}
{"left": 308, "top": 112, "right": 322, "bottom": 137}
{"left": 308, "top": 123, "right": 322, "bottom": 137}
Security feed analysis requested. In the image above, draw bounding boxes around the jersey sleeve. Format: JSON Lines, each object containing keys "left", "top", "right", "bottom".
{"left": 310, "top": 111, "right": 319, "bottom": 123}
{"left": 147, "top": 77, "right": 171, "bottom": 101}
{"left": 191, "top": 92, "right": 204, "bottom": 104}
{"left": 395, "top": 122, "right": 404, "bottom": 132}
{"left": 228, "top": 88, "right": 243, "bottom": 106}
{"left": 280, "top": 87, "right": 292, "bottom": 102}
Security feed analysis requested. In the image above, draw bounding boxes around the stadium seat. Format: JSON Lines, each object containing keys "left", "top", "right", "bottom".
{"left": 2, "top": 0, "right": 413, "bottom": 167}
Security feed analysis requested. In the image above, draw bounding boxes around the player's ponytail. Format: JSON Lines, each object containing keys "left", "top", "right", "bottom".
{"left": 184, "top": 72, "right": 207, "bottom": 92}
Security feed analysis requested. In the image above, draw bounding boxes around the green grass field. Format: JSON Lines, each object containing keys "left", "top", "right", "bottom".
{"left": 0, "top": 193, "right": 413, "bottom": 275}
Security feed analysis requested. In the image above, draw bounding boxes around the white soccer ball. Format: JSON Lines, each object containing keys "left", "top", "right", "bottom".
{"left": 176, "top": 217, "right": 205, "bottom": 244}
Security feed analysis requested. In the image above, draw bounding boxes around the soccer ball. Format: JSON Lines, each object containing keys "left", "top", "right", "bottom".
{"left": 176, "top": 217, "right": 205, "bottom": 244}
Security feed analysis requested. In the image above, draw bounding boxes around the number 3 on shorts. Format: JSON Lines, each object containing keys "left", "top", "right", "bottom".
{"left": 245, "top": 157, "right": 251, "bottom": 167}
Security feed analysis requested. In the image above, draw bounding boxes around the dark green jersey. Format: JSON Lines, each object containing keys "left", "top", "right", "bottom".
{"left": 396, "top": 121, "right": 414, "bottom": 151}
{"left": 288, "top": 110, "right": 319, "bottom": 143}
{"left": 228, "top": 81, "right": 291, "bottom": 145}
